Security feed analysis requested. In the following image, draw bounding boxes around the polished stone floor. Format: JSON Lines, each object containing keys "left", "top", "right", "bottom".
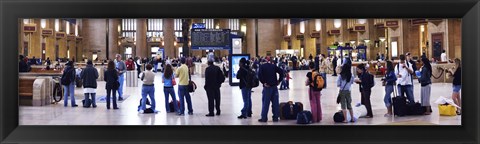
{"left": 19, "top": 70, "right": 461, "bottom": 125}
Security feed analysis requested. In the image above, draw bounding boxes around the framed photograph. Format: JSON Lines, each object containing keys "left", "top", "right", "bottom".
{"left": 1, "top": 0, "right": 478, "bottom": 144}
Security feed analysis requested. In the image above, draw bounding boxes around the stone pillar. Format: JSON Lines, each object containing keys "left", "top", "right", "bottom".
{"left": 19, "top": 19, "right": 23, "bottom": 55}
{"left": 108, "top": 19, "right": 121, "bottom": 60}
{"left": 135, "top": 19, "right": 147, "bottom": 58}
{"left": 30, "top": 19, "right": 42, "bottom": 59}
{"left": 45, "top": 19, "right": 56, "bottom": 61}
{"left": 257, "top": 19, "right": 281, "bottom": 57}
{"left": 82, "top": 19, "right": 107, "bottom": 60}
{"left": 305, "top": 20, "right": 316, "bottom": 59}
{"left": 320, "top": 19, "right": 328, "bottom": 55}
{"left": 246, "top": 19, "right": 256, "bottom": 57}
{"left": 447, "top": 19, "right": 462, "bottom": 59}
{"left": 57, "top": 20, "right": 68, "bottom": 59}
{"left": 67, "top": 22, "right": 76, "bottom": 60}
{"left": 163, "top": 19, "right": 175, "bottom": 58}
{"left": 76, "top": 19, "right": 83, "bottom": 61}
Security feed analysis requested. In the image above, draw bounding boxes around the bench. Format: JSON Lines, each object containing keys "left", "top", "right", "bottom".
{"left": 19, "top": 74, "right": 56, "bottom": 106}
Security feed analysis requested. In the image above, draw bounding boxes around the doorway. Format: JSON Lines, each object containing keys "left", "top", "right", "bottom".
{"left": 431, "top": 33, "right": 444, "bottom": 61}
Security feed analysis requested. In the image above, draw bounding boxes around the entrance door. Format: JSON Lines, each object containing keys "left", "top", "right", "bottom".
{"left": 125, "top": 46, "right": 133, "bottom": 59}
{"left": 431, "top": 33, "right": 444, "bottom": 61}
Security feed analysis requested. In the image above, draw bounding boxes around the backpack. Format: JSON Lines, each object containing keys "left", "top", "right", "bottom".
{"left": 243, "top": 67, "right": 259, "bottom": 88}
{"left": 61, "top": 68, "right": 74, "bottom": 85}
{"left": 296, "top": 111, "right": 313, "bottom": 124}
{"left": 310, "top": 72, "right": 325, "bottom": 91}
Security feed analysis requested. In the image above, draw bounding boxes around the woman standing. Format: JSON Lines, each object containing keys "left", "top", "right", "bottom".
{"left": 382, "top": 61, "right": 397, "bottom": 117}
{"left": 163, "top": 64, "right": 178, "bottom": 113}
{"left": 61, "top": 61, "right": 78, "bottom": 107}
{"left": 447, "top": 58, "right": 462, "bottom": 115}
{"left": 305, "top": 62, "right": 322, "bottom": 122}
{"left": 336, "top": 59, "right": 355, "bottom": 123}
{"left": 104, "top": 61, "right": 119, "bottom": 109}
{"left": 418, "top": 57, "right": 432, "bottom": 115}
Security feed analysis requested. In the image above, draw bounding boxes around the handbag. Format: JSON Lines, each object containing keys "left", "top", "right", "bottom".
{"left": 336, "top": 81, "right": 348, "bottom": 104}
{"left": 438, "top": 104, "right": 457, "bottom": 116}
{"left": 172, "top": 75, "right": 177, "bottom": 86}
{"left": 187, "top": 68, "right": 196, "bottom": 92}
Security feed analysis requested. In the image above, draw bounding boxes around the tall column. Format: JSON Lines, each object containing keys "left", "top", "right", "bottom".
{"left": 67, "top": 22, "right": 76, "bottom": 60}
{"left": 108, "top": 19, "right": 121, "bottom": 60}
{"left": 246, "top": 19, "right": 256, "bottom": 57}
{"left": 58, "top": 20, "right": 68, "bottom": 59}
{"left": 136, "top": 19, "right": 147, "bottom": 58}
{"left": 304, "top": 20, "right": 315, "bottom": 59}
{"left": 320, "top": 19, "right": 328, "bottom": 55}
{"left": 367, "top": 19, "right": 378, "bottom": 60}
{"left": 257, "top": 19, "right": 281, "bottom": 57}
{"left": 30, "top": 19, "right": 42, "bottom": 59}
{"left": 163, "top": 19, "right": 175, "bottom": 58}
{"left": 19, "top": 19, "right": 23, "bottom": 55}
{"left": 45, "top": 19, "right": 56, "bottom": 61}
{"left": 82, "top": 19, "right": 107, "bottom": 60}
{"left": 76, "top": 19, "right": 83, "bottom": 61}
{"left": 219, "top": 19, "right": 229, "bottom": 57}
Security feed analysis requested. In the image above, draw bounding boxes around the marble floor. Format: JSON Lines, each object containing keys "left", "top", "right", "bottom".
{"left": 19, "top": 70, "right": 461, "bottom": 125}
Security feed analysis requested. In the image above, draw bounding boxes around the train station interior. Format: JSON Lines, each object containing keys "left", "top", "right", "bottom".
{"left": 18, "top": 18, "right": 461, "bottom": 125}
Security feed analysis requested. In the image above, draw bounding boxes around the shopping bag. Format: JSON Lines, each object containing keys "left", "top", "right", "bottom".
{"left": 438, "top": 104, "right": 457, "bottom": 116}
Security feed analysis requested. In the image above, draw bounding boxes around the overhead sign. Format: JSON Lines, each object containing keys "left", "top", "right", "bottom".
{"left": 192, "top": 23, "right": 206, "bottom": 29}
{"left": 191, "top": 29, "right": 231, "bottom": 50}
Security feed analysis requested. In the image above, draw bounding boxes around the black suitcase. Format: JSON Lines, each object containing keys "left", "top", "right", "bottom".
{"left": 333, "top": 111, "right": 344, "bottom": 122}
{"left": 76, "top": 77, "right": 83, "bottom": 88}
{"left": 296, "top": 111, "right": 313, "bottom": 124}
{"left": 280, "top": 101, "right": 303, "bottom": 120}
{"left": 82, "top": 99, "right": 92, "bottom": 107}
{"left": 392, "top": 86, "right": 407, "bottom": 117}
{"left": 406, "top": 102, "right": 426, "bottom": 115}
{"left": 169, "top": 100, "right": 180, "bottom": 112}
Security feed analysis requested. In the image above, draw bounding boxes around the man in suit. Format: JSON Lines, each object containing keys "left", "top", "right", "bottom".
{"left": 204, "top": 60, "right": 226, "bottom": 117}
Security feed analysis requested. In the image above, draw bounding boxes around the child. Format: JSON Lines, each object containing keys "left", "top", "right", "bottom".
{"left": 285, "top": 70, "right": 292, "bottom": 89}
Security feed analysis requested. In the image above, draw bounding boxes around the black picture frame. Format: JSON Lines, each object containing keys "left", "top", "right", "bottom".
{"left": 1, "top": 0, "right": 479, "bottom": 144}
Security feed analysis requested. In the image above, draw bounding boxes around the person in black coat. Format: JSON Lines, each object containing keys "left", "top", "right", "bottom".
{"left": 81, "top": 60, "right": 99, "bottom": 108}
{"left": 19, "top": 55, "right": 30, "bottom": 72}
{"left": 204, "top": 60, "right": 226, "bottom": 117}
{"left": 236, "top": 58, "right": 253, "bottom": 119}
{"left": 332, "top": 55, "right": 338, "bottom": 76}
{"left": 104, "top": 60, "right": 119, "bottom": 109}
{"left": 355, "top": 64, "right": 374, "bottom": 118}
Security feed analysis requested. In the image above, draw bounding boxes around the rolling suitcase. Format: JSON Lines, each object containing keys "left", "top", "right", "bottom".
{"left": 392, "top": 85, "right": 407, "bottom": 117}
{"left": 406, "top": 102, "right": 426, "bottom": 115}
{"left": 280, "top": 101, "right": 303, "bottom": 120}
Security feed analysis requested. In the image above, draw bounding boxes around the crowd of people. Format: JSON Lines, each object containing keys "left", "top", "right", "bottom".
{"left": 18, "top": 49, "right": 462, "bottom": 123}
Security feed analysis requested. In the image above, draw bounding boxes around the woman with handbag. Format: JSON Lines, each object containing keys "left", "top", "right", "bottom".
{"left": 336, "top": 59, "right": 355, "bottom": 123}
{"left": 104, "top": 60, "right": 119, "bottom": 109}
{"left": 382, "top": 61, "right": 397, "bottom": 117}
{"left": 446, "top": 58, "right": 462, "bottom": 115}
{"left": 163, "top": 64, "right": 179, "bottom": 113}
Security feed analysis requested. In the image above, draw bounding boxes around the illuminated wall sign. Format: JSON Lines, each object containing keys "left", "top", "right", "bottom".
{"left": 411, "top": 19, "right": 427, "bottom": 25}
{"left": 296, "top": 34, "right": 304, "bottom": 40}
{"left": 353, "top": 25, "right": 366, "bottom": 31}
{"left": 385, "top": 20, "right": 399, "bottom": 27}
{"left": 329, "top": 29, "right": 341, "bottom": 35}
{"left": 310, "top": 31, "right": 321, "bottom": 38}
{"left": 55, "top": 32, "right": 66, "bottom": 39}
{"left": 23, "top": 24, "right": 37, "bottom": 32}
{"left": 67, "top": 34, "right": 76, "bottom": 41}
{"left": 76, "top": 37, "right": 83, "bottom": 41}
{"left": 42, "top": 29, "right": 53, "bottom": 36}
{"left": 283, "top": 36, "right": 291, "bottom": 41}
{"left": 191, "top": 29, "right": 231, "bottom": 50}
{"left": 192, "top": 23, "right": 206, "bottom": 29}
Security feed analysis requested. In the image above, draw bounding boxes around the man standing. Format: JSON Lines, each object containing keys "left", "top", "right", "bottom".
{"left": 395, "top": 54, "right": 415, "bottom": 103}
{"left": 440, "top": 50, "right": 447, "bottom": 62}
{"left": 80, "top": 60, "right": 99, "bottom": 108}
{"left": 319, "top": 54, "right": 328, "bottom": 88}
{"left": 175, "top": 57, "right": 194, "bottom": 115}
{"left": 332, "top": 55, "right": 338, "bottom": 76}
{"left": 291, "top": 54, "right": 298, "bottom": 70}
{"left": 204, "top": 60, "right": 225, "bottom": 117}
{"left": 257, "top": 57, "right": 285, "bottom": 122}
{"left": 115, "top": 54, "right": 127, "bottom": 101}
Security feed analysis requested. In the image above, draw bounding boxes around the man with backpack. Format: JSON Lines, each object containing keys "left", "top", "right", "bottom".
{"left": 204, "top": 60, "right": 226, "bottom": 117}
{"left": 236, "top": 58, "right": 258, "bottom": 119}
{"left": 305, "top": 62, "right": 325, "bottom": 123}
{"left": 61, "top": 61, "right": 78, "bottom": 107}
{"left": 355, "top": 64, "right": 375, "bottom": 118}
{"left": 395, "top": 54, "right": 415, "bottom": 103}
{"left": 257, "top": 57, "right": 285, "bottom": 122}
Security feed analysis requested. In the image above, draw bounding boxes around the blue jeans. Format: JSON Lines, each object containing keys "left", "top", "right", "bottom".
{"left": 154, "top": 64, "right": 158, "bottom": 73}
{"left": 164, "top": 87, "right": 178, "bottom": 112}
{"left": 320, "top": 72, "right": 327, "bottom": 88}
{"left": 118, "top": 74, "right": 124, "bottom": 99}
{"left": 84, "top": 93, "right": 96, "bottom": 107}
{"left": 178, "top": 85, "right": 193, "bottom": 114}
{"left": 63, "top": 83, "right": 76, "bottom": 107}
{"left": 280, "top": 80, "right": 286, "bottom": 89}
{"left": 384, "top": 85, "right": 394, "bottom": 107}
{"left": 241, "top": 88, "right": 252, "bottom": 116}
{"left": 140, "top": 85, "right": 156, "bottom": 111}
{"left": 398, "top": 85, "right": 415, "bottom": 103}
{"left": 260, "top": 86, "right": 280, "bottom": 120}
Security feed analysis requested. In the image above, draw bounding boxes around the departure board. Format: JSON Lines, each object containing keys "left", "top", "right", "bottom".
{"left": 191, "top": 29, "right": 231, "bottom": 50}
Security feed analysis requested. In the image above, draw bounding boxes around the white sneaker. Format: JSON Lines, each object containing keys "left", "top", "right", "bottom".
{"left": 139, "top": 110, "right": 144, "bottom": 114}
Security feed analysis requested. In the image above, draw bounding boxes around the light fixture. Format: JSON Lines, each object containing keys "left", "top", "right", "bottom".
{"left": 315, "top": 19, "right": 321, "bottom": 31}
{"left": 350, "top": 40, "right": 356, "bottom": 45}
{"left": 174, "top": 41, "right": 177, "bottom": 46}
{"left": 334, "top": 19, "right": 342, "bottom": 28}
{"left": 287, "top": 22, "right": 292, "bottom": 36}
{"left": 54, "top": 19, "right": 59, "bottom": 32}
{"left": 215, "top": 25, "right": 220, "bottom": 29}
{"left": 23, "top": 19, "right": 30, "bottom": 24}
{"left": 420, "top": 25, "right": 425, "bottom": 32}
{"left": 338, "top": 42, "right": 344, "bottom": 45}
{"left": 240, "top": 24, "right": 247, "bottom": 34}
{"left": 118, "top": 25, "right": 121, "bottom": 33}
{"left": 189, "top": 41, "right": 191, "bottom": 46}
{"left": 364, "top": 39, "right": 370, "bottom": 44}
{"left": 357, "top": 19, "right": 367, "bottom": 24}
{"left": 40, "top": 19, "right": 46, "bottom": 29}
{"left": 162, "top": 41, "right": 165, "bottom": 46}
{"left": 379, "top": 37, "right": 386, "bottom": 42}
{"left": 75, "top": 24, "right": 78, "bottom": 36}
{"left": 66, "top": 21, "right": 70, "bottom": 34}
{"left": 299, "top": 21, "right": 305, "bottom": 34}
{"left": 234, "top": 40, "right": 240, "bottom": 46}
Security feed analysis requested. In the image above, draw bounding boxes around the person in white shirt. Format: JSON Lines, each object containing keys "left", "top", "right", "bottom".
{"left": 441, "top": 50, "right": 447, "bottom": 62}
{"left": 394, "top": 54, "right": 415, "bottom": 103}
